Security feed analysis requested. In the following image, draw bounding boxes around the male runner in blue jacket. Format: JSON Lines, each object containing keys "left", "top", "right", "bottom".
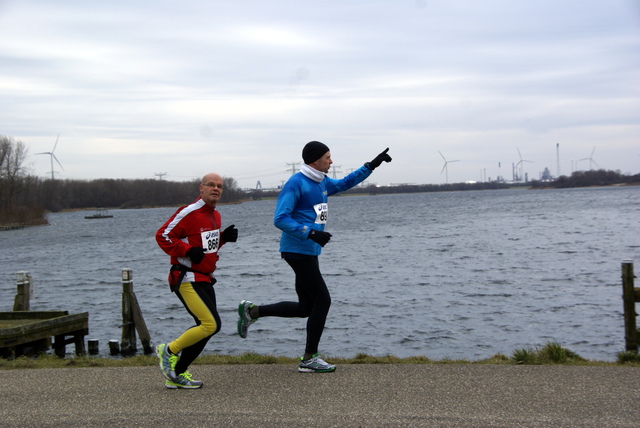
{"left": 237, "top": 141, "right": 391, "bottom": 372}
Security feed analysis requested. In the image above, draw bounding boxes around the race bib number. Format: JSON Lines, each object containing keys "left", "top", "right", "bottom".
{"left": 313, "top": 203, "right": 328, "bottom": 224}
{"left": 201, "top": 229, "right": 220, "bottom": 254}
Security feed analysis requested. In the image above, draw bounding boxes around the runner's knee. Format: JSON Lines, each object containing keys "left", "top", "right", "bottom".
{"left": 200, "top": 314, "right": 219, "bottom": 335}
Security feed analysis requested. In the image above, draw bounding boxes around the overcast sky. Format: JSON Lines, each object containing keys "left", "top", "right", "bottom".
{"left": 1, "top": 0, "right": 638, "bottom": 188}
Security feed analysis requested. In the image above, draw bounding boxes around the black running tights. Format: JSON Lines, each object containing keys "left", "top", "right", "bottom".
{"left": 258, "top": 255, "right": 331, "bottom": 356}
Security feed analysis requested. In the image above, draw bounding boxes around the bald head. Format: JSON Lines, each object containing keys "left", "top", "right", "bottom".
{"left": 199, "top": 172, "right": 224, "bottom": 207}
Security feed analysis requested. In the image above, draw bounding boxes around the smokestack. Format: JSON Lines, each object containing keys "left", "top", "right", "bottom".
{"left": 556, "top": 143, "right": 560, "bottom": 178}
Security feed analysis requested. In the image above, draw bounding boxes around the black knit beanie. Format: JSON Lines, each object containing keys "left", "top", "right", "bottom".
{"left": 302, "top": 141, "right": 330, "bottom": 164}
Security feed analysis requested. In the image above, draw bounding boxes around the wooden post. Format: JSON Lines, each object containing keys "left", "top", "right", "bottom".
{"left": 88, "top": 339, "right": 99, "bottom": 355}
{"left": 131, "top": 292, "right": 153, "bottom": 355}
{"left": 121, "top": 268, "right": 137, "bottom": 355}
{"left": 622, "top": 261, "right": 638, "bottom": 353}
{"left": 120, "top": 268, "right": 153, "bottom": 355}
{"left": 74, "top": 334, "right": 86, "bottom": 356}
{"left": 53, "top": 334, "right": 65, "bottom": 358}
{"left": 108, "top": 339, "right": 120, "bottom": 356}
{"left": 13, "top": 271, "right": 32, "bottom": 311}
{"left": 53, "top": 331, "right": 87, "bottom": 357}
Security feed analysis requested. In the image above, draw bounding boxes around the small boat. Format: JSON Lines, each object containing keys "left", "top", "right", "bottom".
{"left": 84, "top": 208, "right": 114, "bottom": 219}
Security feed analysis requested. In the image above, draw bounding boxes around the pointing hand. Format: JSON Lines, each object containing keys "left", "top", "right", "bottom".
{"left": 368, "top": 148, "right": 392, "bottom": 170}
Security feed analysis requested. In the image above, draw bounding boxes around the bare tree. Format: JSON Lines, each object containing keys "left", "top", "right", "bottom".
{"left": 221, "top": 176, "right": 243, "bottom": 203}
{"left": 0, "top": 136, "right": 29, "bottom": 180}
{"left": 0, "top": 136, "right": 31, "bottom": 223}
{"left": 0, "top": 136, "right": 12, "bottom": 175}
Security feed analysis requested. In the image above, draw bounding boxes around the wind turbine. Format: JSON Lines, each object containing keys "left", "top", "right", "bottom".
{"left": 579, "top": 147, "right": 599, "bottom": 170}
{"left": 515, "top": 148, "right": 533, "bottom": 182}
{"left": 36, "top": 134, "right": 64, "bottom": 180}
{"left": 439, "top": 151, "right": 460, "bottom": 184}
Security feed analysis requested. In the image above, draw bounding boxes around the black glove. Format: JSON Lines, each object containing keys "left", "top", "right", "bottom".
{"left": 221, "top": 224, "right": 238, "bottom": 242}
{"left": 308, "top": 229, "right": 332, "bottom": 247}
{"left": 367, "top": 147, "right": 392, "bottom": 170}
{"left": 186, "top": 247, "right": 205, "bottom": 264}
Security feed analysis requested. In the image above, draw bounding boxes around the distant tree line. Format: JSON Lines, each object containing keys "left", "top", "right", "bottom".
{"left": 243, "top": 178, "right": 516, "bottom": 200}
{"left": 156, "top": 168, "right": 640, "bottom": 202}
{"left": 36, "top": 176, "right": 245, "bottom": 211}
{"left": 531, "top": 169, "right": 640, "bottom": 189}
{"left": 0, "top": 136, "right": 245, "bottom": 226}
{"left": 346, "top": 181, "right": 514, "bottom": 195}
{"left": 2, "top": 135, "right": 638, "bottom": 226}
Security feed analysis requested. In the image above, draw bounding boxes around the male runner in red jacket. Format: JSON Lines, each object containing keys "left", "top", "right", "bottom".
{"left": 155, "top": 172, "right": 238, "bottom": 389}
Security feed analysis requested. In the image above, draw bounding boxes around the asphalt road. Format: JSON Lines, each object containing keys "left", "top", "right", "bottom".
{"left": 1, "top": 364, "right": 639, "bottom": 427}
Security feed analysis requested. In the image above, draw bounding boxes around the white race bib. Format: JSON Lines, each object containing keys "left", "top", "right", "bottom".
{"left": 201, "top": 229, "right": 220, "bottom": 254}
{"left": 313, "top": 203, "right": 328, "bottom": 224}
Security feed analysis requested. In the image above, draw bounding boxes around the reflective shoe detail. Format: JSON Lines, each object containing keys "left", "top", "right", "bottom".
{"left": 164, "top": 371, "right": 203, "bottom": 389}
{"left": 298, "top": 354, "right": 336, "bottom": 373}
{"left": 156, "top": 343, "right": 177, "bottom": 381}
{"left": 237, "top": 300, "right": 256, "bottom": 339}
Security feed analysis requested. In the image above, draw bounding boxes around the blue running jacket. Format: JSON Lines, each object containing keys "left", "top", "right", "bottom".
{"left": 274, "top": 165, "right": 372, "bottom": 256}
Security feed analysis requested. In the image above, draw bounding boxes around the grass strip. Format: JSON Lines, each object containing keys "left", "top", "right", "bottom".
{"left": 1, "top": 342, "right": 639, "bottom": 370}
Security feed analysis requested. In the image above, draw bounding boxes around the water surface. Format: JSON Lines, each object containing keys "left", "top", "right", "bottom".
{"left": 1, "top": 186, "right": 638, "bottom": 361}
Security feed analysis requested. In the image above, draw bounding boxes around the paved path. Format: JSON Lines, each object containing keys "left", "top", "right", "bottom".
{"left": 1, "top": 364, "right": 639, "bottom": 427}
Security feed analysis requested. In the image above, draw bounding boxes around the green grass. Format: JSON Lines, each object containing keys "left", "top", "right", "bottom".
{"left": 1, "top": 342, "right": 639, "bottom": 370}
{"left": 512, "top": 342, "right": 588, "bottom": 365}
{"left": 617, "top": 350, "right": 640, "bottom": 364}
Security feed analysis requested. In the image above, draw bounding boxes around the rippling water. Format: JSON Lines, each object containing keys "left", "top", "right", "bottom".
{"left": 1, "top": 186, "right": 638, "bottom": 361}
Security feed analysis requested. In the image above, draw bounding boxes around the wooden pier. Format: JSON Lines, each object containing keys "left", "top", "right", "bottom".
{"left": 2, "top": 269, "right": 152, "bottom": 358}
{"left": 0, "top": 311, "right": 89, "bottom": 358}
{"left": 1, "top": 272, "right": 90, "bottom": 358}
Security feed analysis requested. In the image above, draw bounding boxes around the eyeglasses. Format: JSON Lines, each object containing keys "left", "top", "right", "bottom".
{"left": 202, "top": 183, "right": 224, "bottom": 189}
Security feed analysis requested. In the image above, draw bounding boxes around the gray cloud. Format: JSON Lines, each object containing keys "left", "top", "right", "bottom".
{"left": 1, "top": 0, "right": 638, "bottom": 187}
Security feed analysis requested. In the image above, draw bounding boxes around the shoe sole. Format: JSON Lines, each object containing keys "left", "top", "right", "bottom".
{"left": 237, "top": 300, "right": 251, "bottom": 338}
{"left": 237, "top": 318, "right": 247, "bottom": 339}
{"left": 165, "top": 383, "right": 203, "bottom": 389}
{"left": 298, "top": 367, "right": 336, "bottom": 373}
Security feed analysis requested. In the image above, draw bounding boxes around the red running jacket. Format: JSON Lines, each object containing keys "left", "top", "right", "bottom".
{"left": 156, "top": 197, "right": 228, "bottom": 284}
